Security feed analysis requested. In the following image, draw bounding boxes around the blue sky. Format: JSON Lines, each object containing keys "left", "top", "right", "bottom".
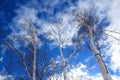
{"left": 0, "top": 0, "right": 120, "bottom": 80}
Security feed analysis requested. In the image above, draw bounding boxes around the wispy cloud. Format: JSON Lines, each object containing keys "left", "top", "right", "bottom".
{"left": 0, "top": 74, "right": 13, "bottom": 80}
{"left": 0, "top": 57, "right": 3, "bottom": 62}
{"left": 104, "top": 0, "right": 120, "bottom": 73}
{"left": 8, "top": 0, "right": 120, "bottom": 79}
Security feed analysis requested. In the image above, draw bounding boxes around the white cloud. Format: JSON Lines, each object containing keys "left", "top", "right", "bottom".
{"left": 112, "top": 75, "right": 120, "bottom": 80}
{"left": 10, "top": 0, "right": 111, "bottom": 48}
{"left": 0, "top": 75, "right": 13, "bottom": 80}
{"left": 48, "top": 62, "right": 120, "bottom": 80}
{"left": 8, "top": 0, "right": 120, "bottom": 79}
{"left": 0, "top": 76, "right": 5, "bottom": 80}
{"left": 42, "top": 13, "right": 79, "bottom": 47}
{"left": 49, "top": 63, "right": 89, "bottom": 80}
{"left": 85, "top": 56, "right": 93, "bottom": 63}
{"left": 0, "top": 57, "right": 3, "bottom": 62}
{"left": 49, "top": 63, "right": 104, "bottom": 80}
{"left": 104, "top": 0, "right": 120, "bottom": 73}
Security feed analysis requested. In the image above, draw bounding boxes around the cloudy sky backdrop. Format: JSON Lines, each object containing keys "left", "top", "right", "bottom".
{"left": 0, "top": 0, "right": 120, "bottom": 80}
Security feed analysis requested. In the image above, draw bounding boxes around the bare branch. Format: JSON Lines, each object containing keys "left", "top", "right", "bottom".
{"left": 3, "top": 41, "right": 32, "bottom": 79}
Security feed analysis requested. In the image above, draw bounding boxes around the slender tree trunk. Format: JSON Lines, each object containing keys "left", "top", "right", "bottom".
{"left": 87, "top": 25, "right": 113, "bottom": 80}
{"left": 58, "top": 28, "right": 67, "bottom": 80}
{"left": 32, "top": 32, "right": 37, "bottom": 80}
{"left": 59, "top": 46, "right": 67, "bottom": 80}
{"left": 32, "top": 44, "right": 36, "bottom": 80}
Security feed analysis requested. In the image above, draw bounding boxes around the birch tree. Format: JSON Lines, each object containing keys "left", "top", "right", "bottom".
{"left": 43, "top": 16, "right": 83, "bottom": 80}
{"left": 74, "top": 9, "right": 113, "bottom": 80}
{"left": 48, "top": 24, "right": 69, "bottom": 80}
{"left": 3, "top": 21, "right": 38, "bottom": 80}
{"left": 2, "top": 20, "right": 54, "bottom": 80}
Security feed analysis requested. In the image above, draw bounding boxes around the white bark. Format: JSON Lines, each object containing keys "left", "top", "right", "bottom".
{"left": 57, "top": 26, "right": 67, "bottom": 80}
{"left": 59, "top": 40, "right": 67, "bottom": 80}
{"left": 87, "top": 24, "right": 113, "bottom": 80}
{"left": 32, "top": 32, "right": 37, "bottom": 80}
{"left": 32, "top": 44, "right": 36, "bottom": 80}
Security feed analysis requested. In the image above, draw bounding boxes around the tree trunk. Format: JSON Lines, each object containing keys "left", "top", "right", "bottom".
{"left": 58, "top": 26, "right": 67, "bottom": 80}
{"left": 59, "top": 45, "right": 67, "bottom": 80}
{"left": 87, "top": 25, "right": 113, "bottom": 80}
{"left": 32, "top": 44, "right": 36, "bottom": 80}
{"left": 32, "top": 32, "right": 37, "bottom": 80}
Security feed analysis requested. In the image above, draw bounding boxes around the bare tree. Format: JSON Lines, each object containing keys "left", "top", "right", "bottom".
{"left": 46, "top": 21, "right": 83, "bottom": 80}
{"left": 2, "top": 20, "right": 50, "bottom": 80}
{"left": 74, "top": 9, "right": 113, "bottom": 80}
{"left": 19, "top": 21, "right": 38, "bottom": 80}
{"left": 2, "top": 8, "right": 119, "bottom": 80}
{"left": 51, "top": 24, "right": 67, "bottom": 80}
